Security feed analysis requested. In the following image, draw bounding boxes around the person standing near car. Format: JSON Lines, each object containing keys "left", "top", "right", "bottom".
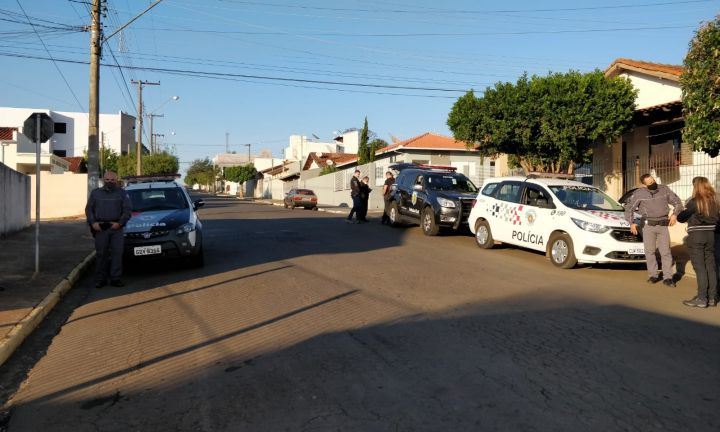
{"left": 85, "top": 171, "right": 132, "bottom": 288}
{"left": 677, "top": 177, "right": 719, "bottom": 308}
{"left": 346, "top": 170, "right": 362, "bottom": 224}
{"left": 381, "top": 171, "right": 395, "bottom": 224}
{"left": 358, "top": 175, "right": 372, "bottom": 223}
{"left": 624, "top": 173, "right": 683, "bottom": 286}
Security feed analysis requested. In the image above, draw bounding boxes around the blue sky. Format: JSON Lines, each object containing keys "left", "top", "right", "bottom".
{"left": 1, "top": 0, "right": 718, "bottom": 171}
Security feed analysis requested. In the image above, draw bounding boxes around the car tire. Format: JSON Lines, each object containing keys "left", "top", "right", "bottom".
{"left": 190, "top": 245, "right": 204, "bottom": 268}
{"left": 548, "top": 232, "right": 577, "bottom": 269}
{"left": 421, "top": 207, "right": 439, "bottom": 236}
{"left": 474, "top": 219, "right": 494, "bottom": 249}
{"left": 312, "top": 206, "right": 318, "bottom": 211}
{"left": 388, "top": 202, "right": 401, "bottom": 226}
{"left": 283, "top": 202, "right": 288, "bottom": 209}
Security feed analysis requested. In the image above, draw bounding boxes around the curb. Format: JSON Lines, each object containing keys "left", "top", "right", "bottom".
{"left": 0, "top": 251, "right": 96, "bottom": 368}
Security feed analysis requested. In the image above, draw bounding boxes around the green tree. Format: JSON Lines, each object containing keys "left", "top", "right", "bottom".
{"left": 184, "top": 158, "right": 217, "bottom": 187}
{"left": 117, "top": 153, "right": 136, "bottom": 178}
{"left": 320, "top": 164, "right": 338, "bottom": 175}
{"left": 224, "top": 164, "right": 257, "bottom": 184}
{"left": 369, "top": 138, "right": 388, "bottom": 161}
{"left": 358, "top": 117, "right": 370, "bottom": 164}
{"left": 144, "top": 152, "right": 179, "bottom": 175}
{"left": 447, "top": 70, "right": 636, "bottom": 174}
{"left": 681, "top": 16, "right": 720, "bottom": 156}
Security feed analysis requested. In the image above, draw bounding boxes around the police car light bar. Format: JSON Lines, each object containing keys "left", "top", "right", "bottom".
{"left": 526, "top": 172, "right": 575, "bottom": 180}
{"left": 123, "top": 173, "right": 181, "bottom": 184}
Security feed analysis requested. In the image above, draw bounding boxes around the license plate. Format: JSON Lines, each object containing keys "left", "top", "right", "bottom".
{"left": 628, "top": 247, "right": 644, "bottom": 255}
{"left": 134, "top": 245, "right": 162, "bottom": 256}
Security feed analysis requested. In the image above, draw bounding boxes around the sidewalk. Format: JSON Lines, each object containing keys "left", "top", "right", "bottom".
{"left": 0, "top": 219, "right": 94, "bottom": 366}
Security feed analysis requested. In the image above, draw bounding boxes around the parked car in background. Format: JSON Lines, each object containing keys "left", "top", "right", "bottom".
{"left": 468, "top": 174, "right": 645, "bottom": 269}
{"left": 123, "top": 174, "right": 205, "bottom": 267}
{"left": 284, "top": 188, "right": 318, "bottom": 210}
{"left": 386, "top": 163, "right": 478, "bottom": 235}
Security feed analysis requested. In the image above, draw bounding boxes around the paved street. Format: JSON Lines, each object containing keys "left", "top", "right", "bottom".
{"left": 3, "top": 194, "right": 720, "bottom": 431}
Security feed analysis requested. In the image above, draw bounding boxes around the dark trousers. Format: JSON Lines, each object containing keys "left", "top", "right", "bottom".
{"left": 359, "top": 198, "right": 369, "bottom": 221}
{"left": 381, "top": 198, "right": 390, "bottom": 223}
{"left": 94, "top": 228, "right": 124, "bottom": 282}
{"left": 347, "top": 195, "right": 362, "bottom": 221}
{"left": 688, "top": 230, "right": 717, "bottom": 301}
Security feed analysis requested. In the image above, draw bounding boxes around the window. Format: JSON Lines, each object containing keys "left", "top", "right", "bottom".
{"left": 496, "top": 182, "right": 522, "bottom": 203}
{"left": 52, "top": 150, "right": 67, "bottom": 157}
{"left": 54, "top": 122, "right": 67, "bottom": 134}
{"left": 481, "top": 182, "right": 499, "bottom": 197}
{"left": 523, "top": 186, "right": 552, "bottom": 208}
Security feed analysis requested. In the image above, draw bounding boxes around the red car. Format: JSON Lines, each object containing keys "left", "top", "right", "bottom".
{"left": 283, "top": 188, "right": 318, "bottom": 210}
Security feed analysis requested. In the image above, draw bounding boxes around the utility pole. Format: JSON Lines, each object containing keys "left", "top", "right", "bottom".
{"left": 87, "top": 0, "right": 102, "bottom": 195}
{"left": 131, "top": 80, "right": 160, "bottom": 174}
{"left": 245, "top": 143, "right": 251, "bottom": 164}
{"left": 100, "top": 131, "right": 105, "bottom": 173}
{"left": 225, "top": 132, "right": 229, "bottom": 153}
{"left": 147, "top": 113, "right": 164, "bottom": 153}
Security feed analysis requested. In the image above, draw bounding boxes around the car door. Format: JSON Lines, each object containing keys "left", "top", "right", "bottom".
{"left": 487, "top": 181, "right": 523, "bottom": 242}
{"left": 514, "top": 184, "right": 556, "bottom": 252}
{"left": 408, "top": 174, "right": 427, "bottom": 219}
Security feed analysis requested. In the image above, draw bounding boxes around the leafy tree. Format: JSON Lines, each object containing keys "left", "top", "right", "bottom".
{"left": 184, "top": 158, "right": 217, "bottom": 186}
{"left": 358, "top": 117, "right": 370, "bottom": 164}
{"left": 320, "top": 164, "right": 338, "bottom": 175}
{"left": 83, "top": 148, "right": 118, "bottom": 175}
{"left": 117, "top": 153, "right": 136, "bottom": 178}
{"left": 681, "top": 16, "right": 720, "bottom": 156}
{"left": 369, "top": 138, "right": 388, "bottom": 161}
{"left": 144, "top": 152, "right": 179, "bottom": 175}
{"left": 447, "top": 70, "right": 637, "bottom": 174}
{"left": 224, "top": 164, "right": 257, "bottom": 184}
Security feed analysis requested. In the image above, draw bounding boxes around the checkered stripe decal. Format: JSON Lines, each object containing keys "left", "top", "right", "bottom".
{"left": 488, "top": 203, "right": 523, "bottom": 225}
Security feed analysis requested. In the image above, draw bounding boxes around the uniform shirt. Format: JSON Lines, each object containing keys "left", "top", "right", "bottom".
{"left": 623, "top": 184, "right": 683, "bottom": 224}
{"left": 85, "top": 185, "right": 132, "bottom": 226}
{"left": 383, "top": 177, "right": 394, "bottom": 198}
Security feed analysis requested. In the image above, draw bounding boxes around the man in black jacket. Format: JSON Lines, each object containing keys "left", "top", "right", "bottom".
{"left": 85, "top": 171, "right": 132, "bottom": 288}
{"left": 346, "top": 170, "right": 362, "bottom": 224}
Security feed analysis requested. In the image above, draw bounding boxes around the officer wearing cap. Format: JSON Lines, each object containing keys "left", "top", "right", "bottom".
{"left": 624, "top": 173, "right": 683, "bottom": 286}
{"left": 85, "top": 171, "right": 132, "bottom": 288}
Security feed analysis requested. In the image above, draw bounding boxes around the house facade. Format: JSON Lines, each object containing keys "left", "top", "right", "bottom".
{"left": 592, "top": 58, "right": 714, "bottom": 201}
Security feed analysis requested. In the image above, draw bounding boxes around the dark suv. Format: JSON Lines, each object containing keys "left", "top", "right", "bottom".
{"left": 387, "top": 164, "right": 478, "bottom": 235}
{"left": 123, "top": 175, "right": 205, "bottom": 267}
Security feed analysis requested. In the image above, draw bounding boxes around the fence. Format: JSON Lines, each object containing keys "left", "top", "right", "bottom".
{"left": 0, "top": 163, "right": 30, "bottom": 236}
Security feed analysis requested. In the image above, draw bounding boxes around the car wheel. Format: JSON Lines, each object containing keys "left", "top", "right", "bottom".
{"left": 548, "top": 233, "right": 577, "bottom": 269}
{"left": 474, "top": 219, "right": 494, "bottom": 249}
{"left": 190, "top": 245, "right": 204, "bottom": 268}
{"left": 421, "top": 207, "right": 439, "bottom": 236}
{"left": 283, "top": 202, "right": 288, "bottom": 209}
{"left": 388, "top": 202, "right": 401, "bottom": 226}
{"left": 312, "top": 206, "right": 318, "bottom": 211}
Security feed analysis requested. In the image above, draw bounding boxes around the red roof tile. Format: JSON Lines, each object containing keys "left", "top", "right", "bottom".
{"left": 336, "top": 132, "right": 476, "bottom": 166}
{"left": 605, "top": 58, "right": 682, "bottom": 81}
{"left": 303, "top": 152, "right": 358, "bottom": 170}
{"left": 0, "top": 127, "right": 17, "bottom": 140}
{"left": 61, "top": 157, "right": 87, "bottom": 173}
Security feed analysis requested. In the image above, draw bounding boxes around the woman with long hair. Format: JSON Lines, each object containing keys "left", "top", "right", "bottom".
{"left": 677, "top": 176, "right": 720, "bottom": 308}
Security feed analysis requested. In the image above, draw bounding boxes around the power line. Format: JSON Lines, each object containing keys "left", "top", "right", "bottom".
{"left": 13, "top": 0, "right": 86, "bottom": 112}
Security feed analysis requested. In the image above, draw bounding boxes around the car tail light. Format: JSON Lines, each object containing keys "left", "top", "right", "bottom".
{"left": 293, "top": 196, "right": 302, "bottom": 201}
{"left": 311, "top": 197, "right": 317, "bottom": 201}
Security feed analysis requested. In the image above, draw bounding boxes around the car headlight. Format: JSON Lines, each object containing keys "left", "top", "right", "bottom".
{"left": 437, "top": 197, "right": 456, "bottom": 208}
{"left": 571, "top": 218, "right": 609, "bottom": 233}
{"left": 176, "top": 223, "right": 195, "bottom": 236}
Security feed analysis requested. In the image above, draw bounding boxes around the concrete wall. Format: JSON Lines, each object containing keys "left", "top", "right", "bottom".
{"left": 0, "top": 163, "right": 31, "bottom": 236}
{"left": 29, "top": 172, "right": 88, "bottom": 219}
{"left": 624, "top": 73, "right": 681, "bottom": 110}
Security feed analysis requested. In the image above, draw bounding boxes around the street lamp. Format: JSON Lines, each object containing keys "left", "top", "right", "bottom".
{"left": 147, "top": 95, "right": 179, "bottom": 154}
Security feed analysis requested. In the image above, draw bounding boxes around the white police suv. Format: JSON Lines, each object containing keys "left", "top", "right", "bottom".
{"left": 468, "top": 174, "right": 645, "bottom": 268}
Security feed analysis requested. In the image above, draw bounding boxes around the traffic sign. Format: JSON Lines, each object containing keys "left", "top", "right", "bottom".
{"left": 22, "top": 113, "right": 54, "bottom": 142}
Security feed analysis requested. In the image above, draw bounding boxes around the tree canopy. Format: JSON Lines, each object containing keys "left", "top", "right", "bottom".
{"left": 681, "top": 15, "right": 720, "bottom": 156}
{"left": 224, "top": 164, "right": 257, "bottom": 184}
{"left": 184, "top": 158, "right": 217, "bottom": 186}
{"left": 116, "top": 151, "right": 179, "bottom": 177}
{"left": 447, "top": 70, "right": 637, "bottom": 174}
{"left": 358, "top": 117, "right": 370, "bottom": 164}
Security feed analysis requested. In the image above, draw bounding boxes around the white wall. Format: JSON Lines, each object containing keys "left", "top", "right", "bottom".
{"left": 0, "top": 163, "right": 30, "bottom": 236}
{"left": 623, "top": 72, "right": 681, "bottom": 109}
{"left": 29, "top": 172, "right": 88, "bottom": 219}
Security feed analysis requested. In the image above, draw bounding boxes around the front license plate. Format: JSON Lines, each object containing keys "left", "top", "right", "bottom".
{"left": 134, "top": 245, "right": 162, "bottom": 256}
{"left": 628, "top": 247, "right": 644, "bottom": 255}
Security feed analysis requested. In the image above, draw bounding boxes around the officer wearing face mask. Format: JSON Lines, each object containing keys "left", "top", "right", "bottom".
{"left": 85, "top": 171, "right": 132, "bottom": 288}
{"left": 624, "top": 173, "right": 683, "bottom": 287}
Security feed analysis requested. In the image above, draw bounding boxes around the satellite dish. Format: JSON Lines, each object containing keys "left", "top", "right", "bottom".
{"left": 326, "top": 160, "right": 334, "bottom": 165}
{"left": 312, "top": 133, "right": 320, "bottom": 140}
{"left": 315, "top": 151, "right": 323, "bottom": 157}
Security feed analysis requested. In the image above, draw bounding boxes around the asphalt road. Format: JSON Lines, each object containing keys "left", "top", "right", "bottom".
{"left": 3, "top": 194, "right": 720, "bottom": 431}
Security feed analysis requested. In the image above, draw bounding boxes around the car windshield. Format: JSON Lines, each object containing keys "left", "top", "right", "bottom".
{"left": 295, "top": 189, "right": 315, "bottom": 195}
{"left": 127, "top": 188, "right": 188, "bottom": 212}
{"left": 549, "top": 185, "right": 623, "bottom": 211}
{"left": 426, "top": 174, "right": 477, "bottom": 193}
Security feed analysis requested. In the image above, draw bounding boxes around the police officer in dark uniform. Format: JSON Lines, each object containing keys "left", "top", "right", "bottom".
{"left": 85, "top": 171, "right": 132, "bottom": 288}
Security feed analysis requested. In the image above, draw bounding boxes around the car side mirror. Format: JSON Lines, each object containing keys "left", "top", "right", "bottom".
{"left": 193, "top": 199, "right": 205, "bottom": 210}
{"left": 413, "top": 184, "right": 423, "bottom": 192}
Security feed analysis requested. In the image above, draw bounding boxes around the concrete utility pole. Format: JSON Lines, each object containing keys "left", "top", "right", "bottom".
{"left": 87, "top": 0, "right": 102, "bottom": 196}
{"left": 225, "top": 132, "right": 229, "bottom": 153}
{"left": 131, "top": 80, "right": 160, "bottom": 175}
{"left": 245, "top": 143, "right": 251, "bottom": 164}
{"left": 148, "top": 113, "right": 164, "bottom": 153}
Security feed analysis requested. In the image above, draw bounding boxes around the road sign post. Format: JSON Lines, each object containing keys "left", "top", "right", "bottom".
{"left": 22, "top": 113, "right": 54, "bottom": 278}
